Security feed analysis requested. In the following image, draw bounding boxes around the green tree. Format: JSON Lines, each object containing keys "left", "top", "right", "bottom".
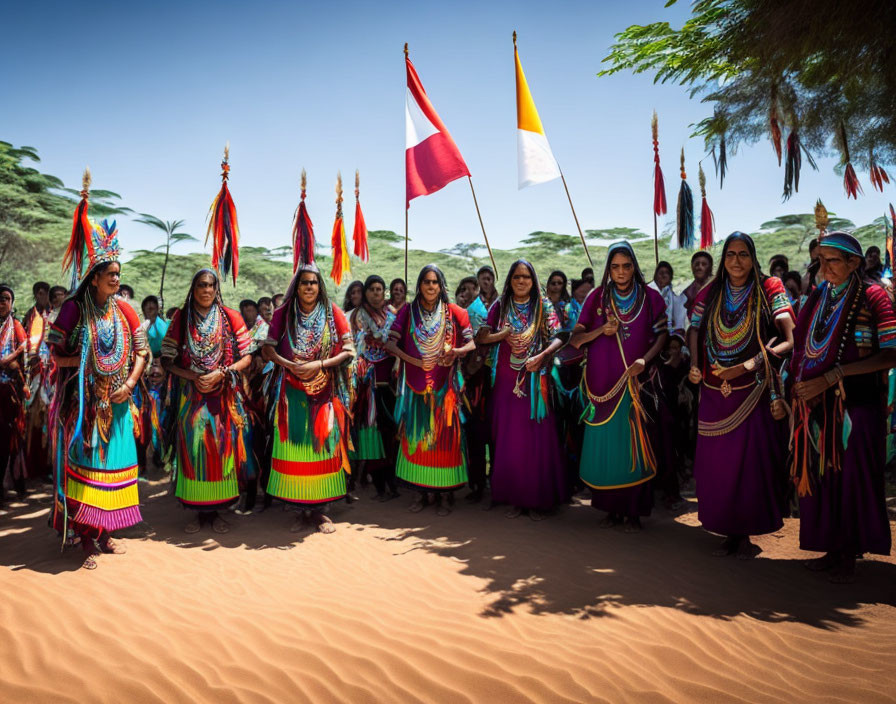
{"left": 520, "top": 231, "right": 582, "bottom": 254}
{"left": 598, "top": 0, "right": 896, "bottom": 180}
{"left": 133, "top": 215, "right": 198, "bottom": 309}
{"left": 758, "top": 213, "right": 854, "bottom": 251}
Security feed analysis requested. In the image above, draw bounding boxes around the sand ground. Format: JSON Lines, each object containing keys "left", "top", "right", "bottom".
{"left": 1, "top": 476, "right": 895, "bottom": 704}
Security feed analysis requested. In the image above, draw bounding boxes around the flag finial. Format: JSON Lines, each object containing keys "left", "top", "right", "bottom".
{"left": 404, "top": 42, "right": 408, "bottom": 58}
{"left": 513, "top": 31, "right": 517, "bottom": 47}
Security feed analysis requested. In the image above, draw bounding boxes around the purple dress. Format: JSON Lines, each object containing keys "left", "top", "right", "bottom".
{"left": 792, "top": 281, "right": 896, "bottom": 556}
{"left": 692, "top": 277, "right": 793, "bottom": 537}
{"left": 485, "top": 297, "right": 566, "bottom": 510}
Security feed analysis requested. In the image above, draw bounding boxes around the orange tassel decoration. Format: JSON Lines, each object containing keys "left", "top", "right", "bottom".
{"left": 63, "top": 167, "right": 93, "bottom": 286}
{"left": 329, "top": 171, "right": 351, "bottom": 285}
{"left": 292, "top": 169, "right": 315, "bottom": 271}
{"left": 870, "top": 153, "right": 890, "bottom": 193}
{"left": 698, "top": 163, "right": 715, "bottom": 249}
{"left": 352, "top": 170, "right": 369, "bottom": 262}
{"left": 205, "top": 143, "right": 241, "bottom": 285}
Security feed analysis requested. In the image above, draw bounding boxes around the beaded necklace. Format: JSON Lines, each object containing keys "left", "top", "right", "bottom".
{"left": 356, "top": 305, "right": 393, "bottom": 363}
{"left": 609, "top": 283, "right": 644, "bottom": 323}
{"left": 801, "top": 278, "right": 857, "bottom": 374}
{"left": 411, "top": 300, "right": 450, "bottom": 369}
{"left": 187, "top": 303, "right": 224, "bottom": 372}
{"left": 86, "top": 296, "right": 130, "bottom": 377}
{"left": 505, "top": 298, "right": 542, "bottom": 371}
{"left": 706, "top": 279, "right": 756, "bottom": 365}
{"left": 0, "top": 314, "right": 14, "bottom": 357}
{"left": 288, "top": 301, "right": 330, "bottom": 362}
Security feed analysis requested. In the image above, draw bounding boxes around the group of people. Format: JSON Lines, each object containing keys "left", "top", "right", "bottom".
{"left": 0, "top": 211, "right": 893, "bottom": 583}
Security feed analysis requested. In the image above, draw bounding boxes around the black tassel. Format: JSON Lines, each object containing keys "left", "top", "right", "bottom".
{"left": 783, "top": 131, "right": 801, "bottom": 201}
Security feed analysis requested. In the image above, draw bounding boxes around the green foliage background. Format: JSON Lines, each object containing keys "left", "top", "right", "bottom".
{"left": 0, "top": 141, "right": 889, "bottom": 314}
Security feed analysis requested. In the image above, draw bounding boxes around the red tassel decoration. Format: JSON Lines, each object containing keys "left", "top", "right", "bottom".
{"left": 330, "top": 172, "right": 351, "bottom": 286}
{"left": 870, "top": 154, "right": 890, "bottom": 193}
{"left": 292, "top": 169, "right": 315, "bottom": 271}
{"left": 63, "top": 167, "right": 93, "bottom": 284}
{"left": 352, "top": 169, "right": 369, "bottom": 262}
{"left": 837, "top": 123, "right": 863, "bottom": 199}
{"left": 652, "top": 111, "right": 667, "bottom": 216}
{"left": 205, "top": 143, "right": 240, "bottom": 285}
{"left": 698, "top": 163, "right": 715, "bottom": 249}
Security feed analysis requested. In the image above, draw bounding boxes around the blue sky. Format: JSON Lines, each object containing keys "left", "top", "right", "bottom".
{"left": 2, "top": 0, "right": 891, "bottom": 263}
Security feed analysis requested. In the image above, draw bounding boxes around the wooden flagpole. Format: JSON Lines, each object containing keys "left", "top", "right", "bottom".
{"left": 467, "top": 177, "right": 498, "bottom": 277}
{"left": 559, "top": 170, "right": 593, "bottom": 267}
{"left": 404, "top": 42, "right": 409, "bottom": 284}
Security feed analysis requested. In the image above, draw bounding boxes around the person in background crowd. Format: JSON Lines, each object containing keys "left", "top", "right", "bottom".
{"left": 455, "top": 276, "right": 478, "bottom": 308}
{"left": 581, "top": 267, "right": 595, "bottom": 285}
{"left": 271, "top": 293, "right": 285, "bottom": 309}
{"left": 0, "top": 284, "right": 27, "bottom": 509}
{"left": 117, "top": 284, "right": 135, "bottom": 301}
{"left": 342, "top": 280, "right": 364, "bottom": 315}
{"left": 239, "top": 299, "right": 258, "bottom": 330}
{"left": 682, "top": 251, "right": 714, "bottom": 317}
{"left": 49, "top": 285, "right": 67, "bottom": 314}
{"left": 649, "top": 261, "right": 688, "bottom": 335}
{"left": 388, "top": 278, "right": 407, "bottom": 312}
{"left": 782, "top": 271, "right": 804, "bottom": 313}
{"left": 802, "top": 239, "right": 822, "bottom": 295}
{"left": 769, "top": 255, "right": 789, "bottom": 281}
{"left": 140, "top": 295, "right": 169, "bottom": 359}
{"left": 257, "top": 296, "right": 274, "bottom": 324}
{"left": 655, "top": 333, "right": 688, "bottom": 509}
{"left": 165, "top": 306, "right": 179, "bottom": 321}
{"left": 865, "top": 245, "right": 883, "bottom": 283}
{"left": 22, "top": 281, "right": 51, "bottom": 480}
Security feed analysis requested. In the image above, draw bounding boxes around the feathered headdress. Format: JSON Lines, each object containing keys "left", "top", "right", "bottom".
{"left": 292, "top": 169, "right": 315, "bottom": 271}
{"left": 352, "top": 170, "right": 369, "bottom": 262}
{"left": 205, "top": 143, "right": 240, "bottom": 285}
{"left": 672, "top": 148, "right": 695, "bottom": 250}
{"left": 62, "top": 167, "right": 121, "bottom": 287}
{"left": 698, "top": 163, "right": 715, "bottom": 249}
{"left": 329, "top": 172, "right": 351, "bottom": 285}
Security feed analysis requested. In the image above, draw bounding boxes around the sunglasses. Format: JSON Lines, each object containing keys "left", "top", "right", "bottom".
{"left": 299, "top": 279, "right": 319, "bottom": 287}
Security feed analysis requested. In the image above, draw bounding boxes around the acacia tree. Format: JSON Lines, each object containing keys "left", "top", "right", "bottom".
{"left": 599, "top": 0, "right": 896, "bottom": 195}
{"left": 134, "top": 215, "right": 197, "bottom": 309}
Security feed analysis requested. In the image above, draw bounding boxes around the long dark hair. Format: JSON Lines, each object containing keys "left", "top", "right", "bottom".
{"left": 178, "top": 268, "right": 225, "bottom": 340}
{"left": 547, "top": 269, "right": 570, "bottom": 303}
{"left": 414, "top": 264, "right": 450, "bottom": 305}
{"left": 498, "top": 259, "right": 543, "bottom": 322}
{"left": 69, "top": 260, "right": 118, "bottom": 305}
{"left": 362, "top": 275, "right": 387, "bottom": 308}
{"left": 598, "top": 242, "right": 647, "bottom": 310}
{"left": 283, "top": 263, "right": 331, "bottom": 318}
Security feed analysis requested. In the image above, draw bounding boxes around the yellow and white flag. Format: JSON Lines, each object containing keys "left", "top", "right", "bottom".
{"left": 515, "top": 40, "right": 561, "bottom": 189}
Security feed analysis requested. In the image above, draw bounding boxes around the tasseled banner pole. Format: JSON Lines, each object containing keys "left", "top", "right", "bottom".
{"left": 884, "top": 203, "right": 895, "bottom": 278}
{"left": 673, "top": 148, "right": 694, "bottom": 250}
{"left": 63, "top": 167, "right": 93, "bottom": 288}
{"left": 651, "top": 111, "right": 667, "bottom": 265}
{"left": 292, "top": 169, "right": 315, "bottom": 271}
{"left": 330, "top": 172, "right": 351, "bottom": 285}
{"left": 698, "top": 163, "right": 715, "bottom": 249}
{"left": 205, "top": 143, "right": 240, "bottom": 285}
{"left": 353, "top": 170, "right": 369, "bottom": 262}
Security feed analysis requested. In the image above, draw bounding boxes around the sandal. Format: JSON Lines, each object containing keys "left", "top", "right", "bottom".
{"left": 315, "top": 515, "right": 336, "bottom": 534}
{"left": 184, "top": 519, "right": 201, "bottom": 534}
{"left": 211, "top": 517, "right": 230, "bottom": 534}
{"left": 81, "top": 554, "right": 98, "bottom": 570}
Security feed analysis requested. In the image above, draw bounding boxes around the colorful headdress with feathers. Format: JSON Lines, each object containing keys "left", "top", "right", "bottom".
{"left": 205, "top": 143, "right": 240, "bottom": 285}
{"left": 292, "top": 169, "right": 315, "bottom": 271}
{"left": 62, "top": 167, "right": 121, "bottom": 287}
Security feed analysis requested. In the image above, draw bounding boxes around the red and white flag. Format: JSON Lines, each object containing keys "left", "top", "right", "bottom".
{"left": 405, "top": 56, "right": 470, "bottom": 207}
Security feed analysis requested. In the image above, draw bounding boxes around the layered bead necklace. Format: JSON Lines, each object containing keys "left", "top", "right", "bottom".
{"left": 356, "top": 305, "right": 393, "bottom": 363}
{"left": 187, "top": 303, "right": 224, "bottom": 372}
{"left": 707, "top": 279, "right": 756, "bottom": 366}
{"left": 87, "top": 296, "right": 130, "bottom": 378}
{"left": 609, "top": 283, "right": 643, "bottom": 341}
{"left": 802, "top": 278, "right": 855, "bottom": 373}
{"left": 411, "top": 300, "right": 449, "bottom": 371}
{"left": 0, "top": 315, "right": 15, "bottom": 382}
{"left": 506, "top": 298, "right": 541, "bottom": 371}
{"left": 289, "top": 301, "right": 330, "bottom": 362}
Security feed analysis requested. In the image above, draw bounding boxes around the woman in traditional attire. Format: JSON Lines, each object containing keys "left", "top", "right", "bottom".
{"left": 477, "top": 260, "right": 567, "bottom": 518}
{"left": 342, "top": 280, "right": 364, "bottom": 316}
{"left": 570, "top": 242, "right": 668, "bottom": 532}
{"left": 386, "top": 265, "right": 474, "bottom": 515}
{"left": 350, "top": 275, "right": 399, "bottom": 501}
{"left": 261, "top": 264, "right": 355, "bottom": 533}
{"left": 388, "top": 278, "right": 407, "bottom": 313}
{"left": 791, "top": 232, "right": 896, "bottom": 582}
{"left": 48, "top": 196, "right": 148, "bottom": 568}
{"left": 161, "top": 269, "right": 255, "bottom": 534}
{"left": 0, "top": 284, "right": 27, "bottom": 509}
{"left": 688, "top": 232, "right": 795, "bottom": 558}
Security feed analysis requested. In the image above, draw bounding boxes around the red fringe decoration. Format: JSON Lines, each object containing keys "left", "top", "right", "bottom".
{"left": 870, "top": 160, "right": 890, "bottom": 193}
{"left": 700, "top": 197, "right": 715, "bottom": 249}
{"left": 843, "top": 163, "right": 862, "bottom": 199}
{"left": 769, "top": 100, "right": 782, "bottom": 166}
{"left": 206, "top": 151, "right": 240, "bottom": 285}
{"left": 63, "top": 170, "right": 93, "bottom": 281}
{"left": 292, "top": 170, "right": 314, "bottom": 271}
{"left": 352, "top": 170, "right": 369, "bottom": 261}
{"left": 652, "top": 114, "right": 667, "bottom": 216}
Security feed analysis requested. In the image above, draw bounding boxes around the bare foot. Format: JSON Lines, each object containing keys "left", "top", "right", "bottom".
{"left": 314, "top": 514, "right": 336, "bottom": 534}
{"left": 100, "top": 538, "right": 127, "bottom": 555}
{"left": 184, "top": 519, "right": 201, "bottom": 534}
{"left": 505, "top": 506, "right": 522, "bottom": 519}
